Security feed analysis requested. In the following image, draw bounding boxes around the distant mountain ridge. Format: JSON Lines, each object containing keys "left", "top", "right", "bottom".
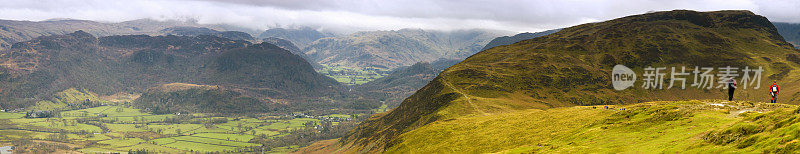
{"left": 480, "top": 29, "right": 560, "bottom": 51}
{"left": 258, "top": 27, "right": 334, "bottom": 49}
{"left": 304, "top": 29, "right": 507, "bottom": 70}
{"left": 160, "top": 26, "right": 255, "bottom": 41}
{"left": 0, "top": 18, "right": 257, "bottom": 50}
{"left": 773, "top": 22, "right": 800, "bottom": 48}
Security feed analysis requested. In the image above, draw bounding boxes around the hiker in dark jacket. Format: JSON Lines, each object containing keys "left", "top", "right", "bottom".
{"left": 728, "top": 78, "right": 736, "bottom": 101}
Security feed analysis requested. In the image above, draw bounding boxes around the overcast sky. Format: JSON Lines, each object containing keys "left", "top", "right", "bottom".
{"left": 0, "top": 0, "right": 799, "bottom": 33}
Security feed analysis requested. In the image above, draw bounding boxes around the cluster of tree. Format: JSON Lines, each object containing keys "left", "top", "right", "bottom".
{"left": 61, "top": 99, "right": 104, "bottom": 110}
{"left": 127, "top": 149, "right": 153, "bottom": 154}
{"left": 0, "top": 119, "right": 12, "bottom": 129}
{"left": 134, "top": 87, "right": 291, "bottom": 115}
{"left": 0, "top": 97, "right": 36, "bottom": 112}
{"left": 10, "top": 138, "right": 71, "bottom": 153}
{"left": 24, "top": 110, "right": 55, "bottom": 118}
{"left": 44, "top": 133, "right": 70, "bottom": 142}
{"left": 300, "top": 110, "right": 367, "bottom": 119}
{"left": 343, "top": 98, "right": 381, "bottom": 110}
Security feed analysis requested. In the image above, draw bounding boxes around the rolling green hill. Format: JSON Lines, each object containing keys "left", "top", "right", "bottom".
{"left": 302, "top": 10, "right": 800, "bottom": 153}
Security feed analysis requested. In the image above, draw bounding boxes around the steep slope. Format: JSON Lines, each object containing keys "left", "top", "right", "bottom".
{"left": 480, "top": 29, "right": 560, "bottom": 51}
{"left": 773, "top": 22, "right": 800, "bottom": 48}
{"left": 263, "top": 37, "right": 302, "bottom": 55}
{"left": 304, "top": 29, "right": 506, "bottom": 69}
{"left": 263, "top": 37, "right": 322, "bottom": 69}
{"left": 202, "top": 42, "right": 339, "bottom": 97}
{"left": 315, "top": 10, "right": 800, "bottom": 153}
{"left": 0, "top": 30, "right": 119, "bottom": 98}
{"left": 429, "top": 58, "right": 461, "bottom": 71}
{"left": 258, "top": 27, "right": 333, "bottom": 48}
{"left": 0, "top": 31, "right": 340, "bottom": 112}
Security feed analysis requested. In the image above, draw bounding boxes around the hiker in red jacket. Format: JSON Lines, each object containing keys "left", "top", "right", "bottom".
{"left": 770, "top": 81, "right": 779, "bottom": 103}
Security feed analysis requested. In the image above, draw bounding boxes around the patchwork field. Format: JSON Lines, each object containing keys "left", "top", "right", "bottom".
{"left": 0, "top": 104, "right": 357, "bottom": 153}
{"left": 317, "top": 64, "right": 389, "bottom": 85}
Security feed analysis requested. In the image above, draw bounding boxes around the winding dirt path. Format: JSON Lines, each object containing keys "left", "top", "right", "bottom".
{"left": 441, "top": 79, "right": 487, "bottom": 115}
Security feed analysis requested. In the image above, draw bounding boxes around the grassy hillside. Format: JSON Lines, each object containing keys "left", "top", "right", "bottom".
{"left": 303, "top": 100, "right": 800, "bottom": 153}
{"left": 309, "top": 10, "right": 800, "bottom": 153}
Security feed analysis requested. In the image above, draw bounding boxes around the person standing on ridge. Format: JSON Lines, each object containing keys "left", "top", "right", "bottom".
{"left": 770, "top": 81, "right": 779, "bottom": 103}
{"left": 727, "top": 78, "right": 736, "bottom": 101}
